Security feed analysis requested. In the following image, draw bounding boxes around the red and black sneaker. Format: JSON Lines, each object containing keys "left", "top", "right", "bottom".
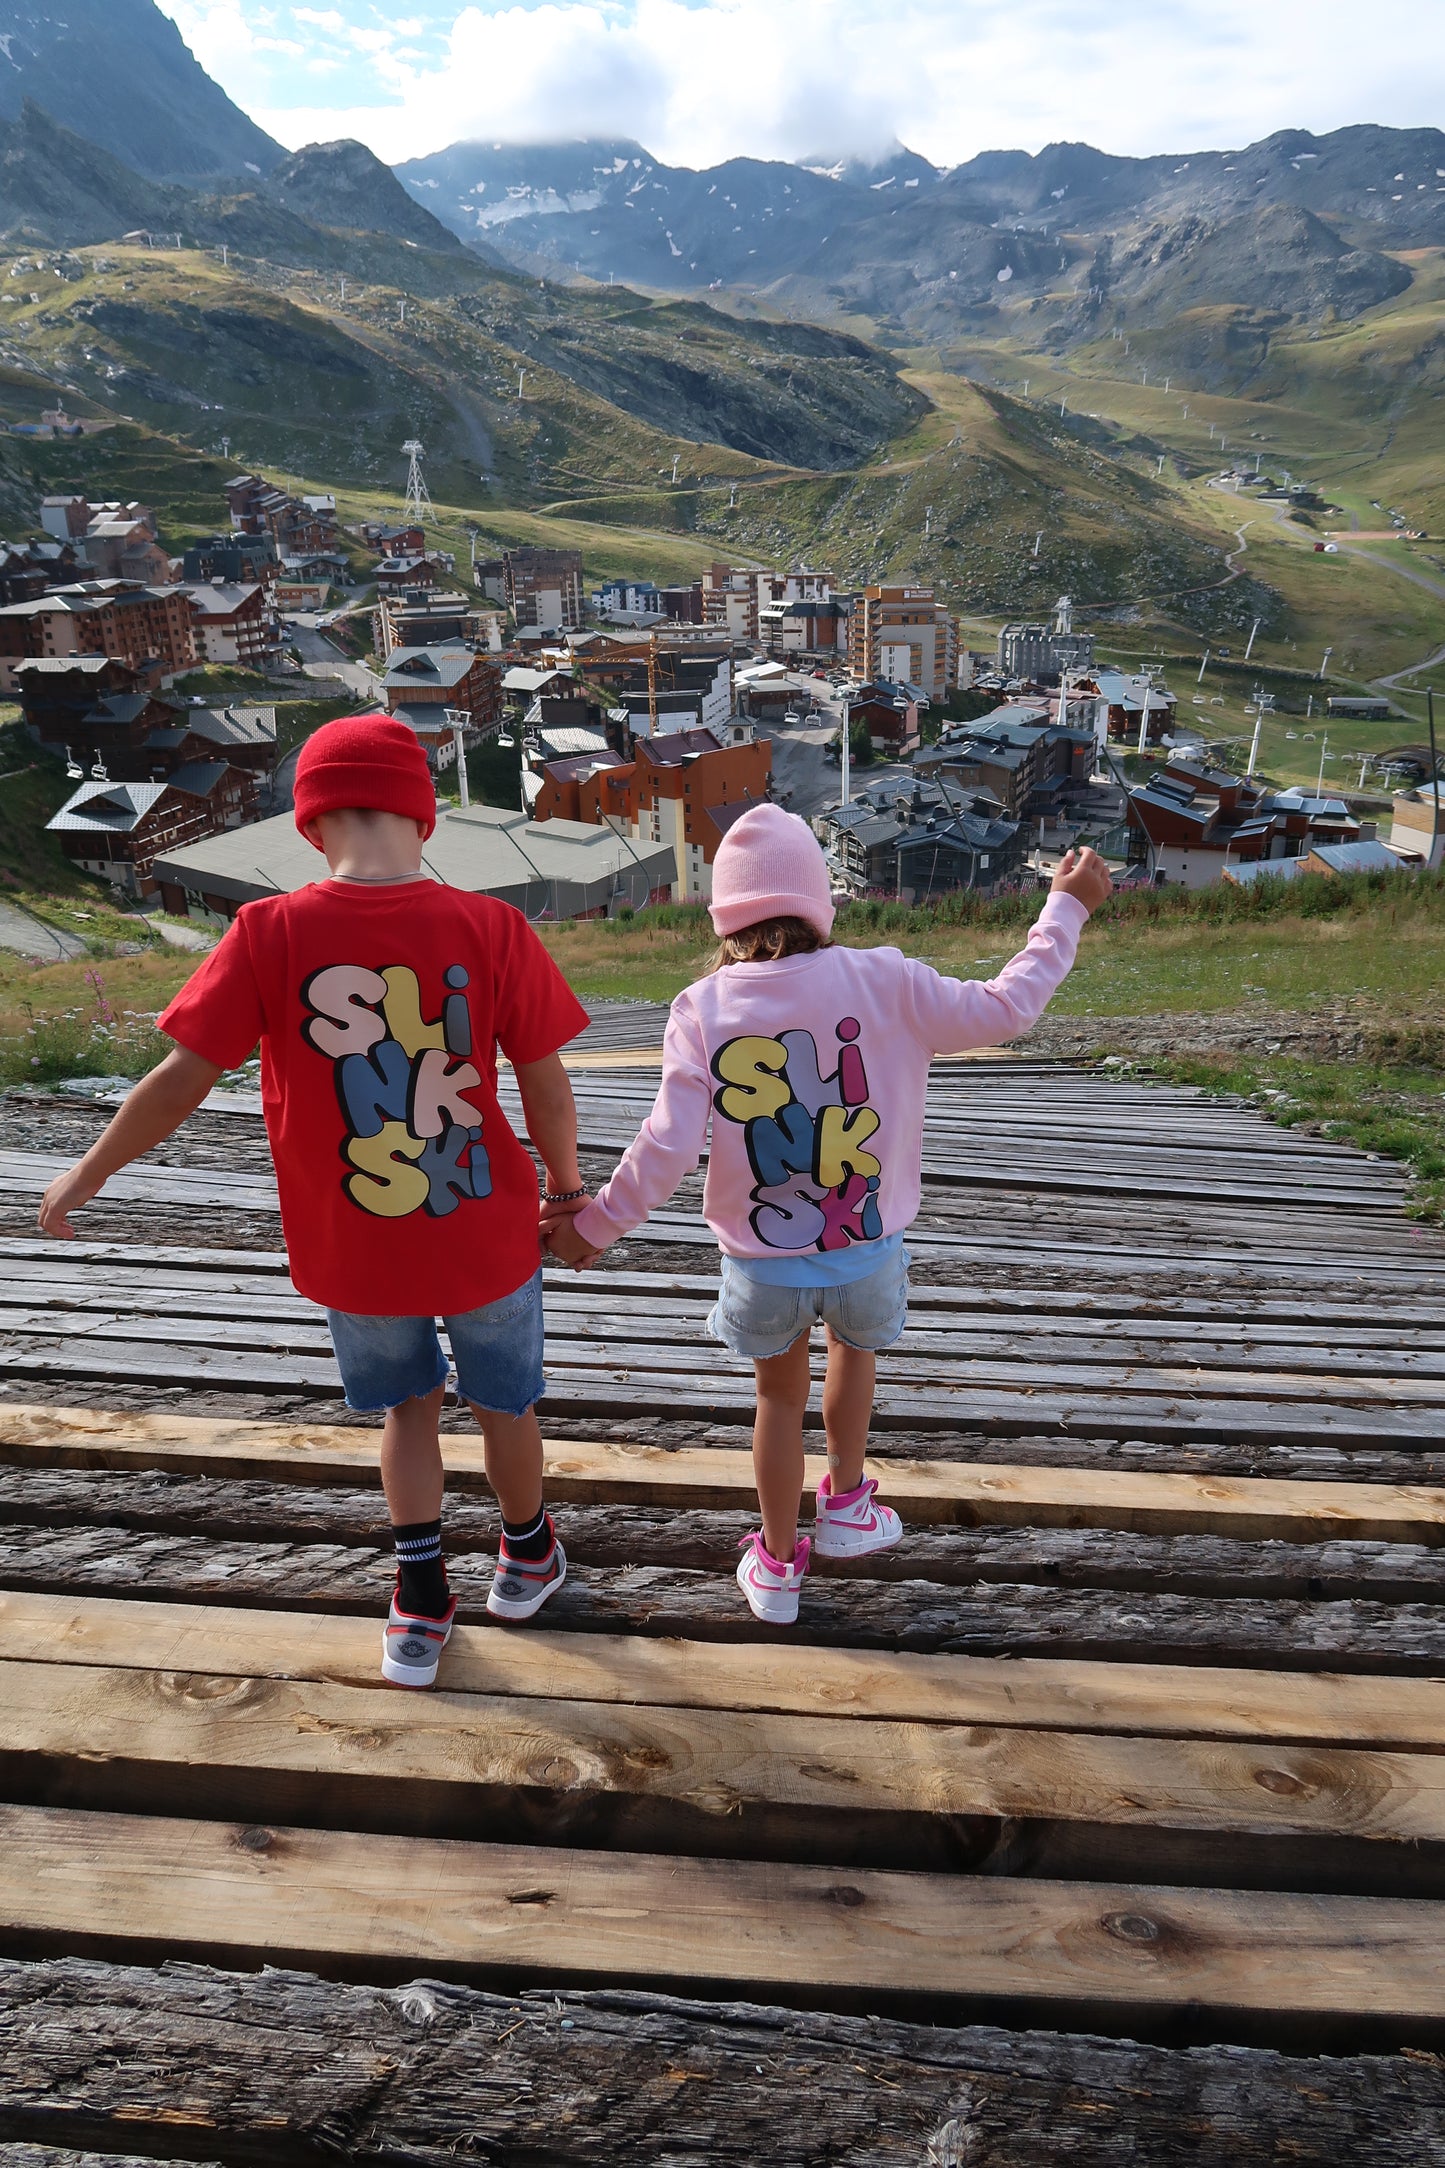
{"left": 486, "top": 1525, "right": 567, "bottom": 1621}
{"left": 380, "top": 1583, "right": 458, "bottom": 1688}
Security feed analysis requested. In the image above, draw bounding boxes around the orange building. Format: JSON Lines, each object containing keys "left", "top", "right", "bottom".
{"left": 532, "top": 725, "right": 771, "bottom": 902}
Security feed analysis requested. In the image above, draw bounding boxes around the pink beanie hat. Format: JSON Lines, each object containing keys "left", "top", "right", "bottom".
{"left": 709, "top": 802, "right": 835, "bottom": 938}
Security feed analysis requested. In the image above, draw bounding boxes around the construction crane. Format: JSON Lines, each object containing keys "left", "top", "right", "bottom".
{"left": 647, "top": 628, "right": 659, "bottom": 732}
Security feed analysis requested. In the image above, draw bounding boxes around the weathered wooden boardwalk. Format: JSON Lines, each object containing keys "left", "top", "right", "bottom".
{"left": 0, "top": 1007, "right": 1443, "bottom": 2163}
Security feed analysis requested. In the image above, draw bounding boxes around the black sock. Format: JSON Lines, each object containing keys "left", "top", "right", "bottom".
{"left": 392, "top": 1518, "right": 450, "bottom": 1617}
{"left": 501, "top": 1507, "right": 554, "bottom": 1564}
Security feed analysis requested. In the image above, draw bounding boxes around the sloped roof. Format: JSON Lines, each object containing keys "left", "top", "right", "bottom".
{"left": 167, "top": 761, "right": 231, "bottom": 799}
{"left": 46, "top": 779, "right": 167, "bottom": 833}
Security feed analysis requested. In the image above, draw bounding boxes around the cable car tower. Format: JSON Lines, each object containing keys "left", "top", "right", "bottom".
{"left": 402, "top": 438, "right": 436, "bottom": 530}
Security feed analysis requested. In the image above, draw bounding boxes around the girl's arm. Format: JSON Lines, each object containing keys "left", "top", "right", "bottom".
{"left": 905, "top": 848, "right": 1112, "bottom": 1055}
{"left": 564, "top": 1002, "right": 714, "bottom": 1253}
{"left": 37, "top": 1046, "right": 225, "bottom": 1238}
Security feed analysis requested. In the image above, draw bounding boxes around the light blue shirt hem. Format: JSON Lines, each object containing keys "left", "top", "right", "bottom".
{"left": 722, "top": 1231, "right": 903, "bottom": 1288}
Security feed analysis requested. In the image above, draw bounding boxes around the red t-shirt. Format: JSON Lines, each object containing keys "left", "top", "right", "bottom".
{"left": 158, "top": 880, "right": 588, "bottom": 1316}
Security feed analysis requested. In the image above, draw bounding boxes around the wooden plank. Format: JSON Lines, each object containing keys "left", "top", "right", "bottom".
{"left": 12, "top": 1469, "right": 1445, "bottom": 1605}
{"left": 9, "top": 1282, "right": 1445, "bottom": 1382}
{"left": 8, "top": 1590, "right": 1445, "bottom": 1752}
{"left": 8, "top": 1524, "right": 1445, "bottom": 1673}
{"left": 5, "top": 1341, "right": 1442, "bottom": 1447}
{"left": 9, "top": 1300, "right": 1444, "bottom": 1401}
{"left": 4, "top": 1406, "right": 1443, "bottom": 1540}
{"left": 4, "top": 1959, "right": 1442, "bottom": 2168}
{"left": 6, "top": 1805, "right": 1445, "bottom": 2035}
{"left": 9, "top": 1240, "right": 1444, "bottom": 1326}
{"left": 7, "top": 1655, "right": 1445, "bottom": 1892}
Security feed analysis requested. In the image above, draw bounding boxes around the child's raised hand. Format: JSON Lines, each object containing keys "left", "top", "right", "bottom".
{"left": 546, "top": 1214, "right": 604, "bottom": 1271}
{"left": 1051, "top": 846, "right": 1113, "bottom": 913}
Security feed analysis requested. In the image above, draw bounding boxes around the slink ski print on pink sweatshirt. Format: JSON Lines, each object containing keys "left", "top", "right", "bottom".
{"left": 711, "top": 1022, "right": 883, "bottom": 1252}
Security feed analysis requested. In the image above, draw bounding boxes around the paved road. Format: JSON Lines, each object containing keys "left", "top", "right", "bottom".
{"left": 0, "top": 899, "right": 87, "bottom": 962}
{"left": 287, "top": 621, "right": 382, "bottom": 702}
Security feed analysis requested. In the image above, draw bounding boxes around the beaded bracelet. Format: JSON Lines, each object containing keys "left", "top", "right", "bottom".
{"left": 544, "top": 1187, "right": 587, "bottom": 1203}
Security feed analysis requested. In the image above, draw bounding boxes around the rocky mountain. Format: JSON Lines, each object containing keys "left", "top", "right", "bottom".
{"left": 0, "top": 0, "right": 281, "bottom": 181}
{"left": 396, "top": 125, "right": 1445, "bottom": 361}
{"left": 265, "top": 141, "right": 463, "bottom": 255}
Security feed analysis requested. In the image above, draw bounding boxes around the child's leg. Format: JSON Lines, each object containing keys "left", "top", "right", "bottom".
{"left": 467, "top": 1402, "right": 545, "bottom": 1527}
{"left": 752, "top": 1333, "right": 813, "bottom": 1562}
{"left": 379, "top": 1384, "right": 447, "bottom": 1525}
{"left": 821, "top": 1328, "right": 877, "bottom": 1494}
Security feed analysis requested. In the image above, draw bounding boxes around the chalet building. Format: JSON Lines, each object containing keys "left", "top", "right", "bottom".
{"left": 0, "top": 581, "right": 197, "bottom": 692}
{"left": 849, "top": 585, "right": 958, "bottom": 701}
{"left": 848, "top": 684, "right": 921, "bottom": 757}
{"left": 0, "top": 539, "right": 83, "bottom": 607}
{"left": 531, "top": 723, "right": 771, "bottom": 903}
{"left": 819, "top": 783, "right": 1023, "bottom": 900}
{"left": 1126, "top": 758, "right": 1365, "bottom": 887}
{"left": 915, "top": 712, "right": 1094, "bottom": 821}
{"left": 375, "top": 524, "right": 426, "bottom": 561}
{"left": 225, "top": 475, "right": 338, "bottom": 557}
{"left": 1095, "top": 669, "right": 1178, "bottom": 744}
{"left": 182, "top": 534, "right": 279, "bottom": 586}
{"left": 374, "top": 589, "right": 503, "bottom": 661}
{"left": 46, "top": 763, "right": 254, "bottom": 899}
{"left": 81, "top": 519, "right": 171, "bottom": 586}
{"left": 181, "top": 581, "right": 280, "bottom": 669}
{"left": 473, "top": 557, "right": 507, "bottom": 603}
{"left": 374, "top": 555, "right": 446, "bottom": 594}
{"left": 15, "top": 655, "right": 274, "bottom": 794}
{"left": 383, "top": 644, "right": 504, "bottom": 762}
{"left": 503, "top": 547, "right": 585, "bottom": 632}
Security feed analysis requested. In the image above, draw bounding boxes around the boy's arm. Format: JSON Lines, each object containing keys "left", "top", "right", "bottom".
{"left": 37, "top": 1046, "right": 226, "bottom": 1238}
{"left": 905, "top": 848, "right": 1112, "bottom": 1056}
{"left": 514, "top": 1052, "right": 583, "bottom": 1210}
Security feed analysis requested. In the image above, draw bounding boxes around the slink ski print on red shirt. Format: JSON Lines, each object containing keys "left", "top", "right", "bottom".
{"left": 301, "top": 962, "right": 492, "bottom": 1219}
{"left": 710, "top": 1020, "right": 883, "bottom": 1252}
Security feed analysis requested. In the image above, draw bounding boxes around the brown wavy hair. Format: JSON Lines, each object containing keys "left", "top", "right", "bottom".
{"left": 710, "top": 915, "right": 832, "bottom": 971}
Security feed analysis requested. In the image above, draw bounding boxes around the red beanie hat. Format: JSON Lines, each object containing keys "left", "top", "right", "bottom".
{"left": 293, "top": 712, "right": 437, "bottom": 843}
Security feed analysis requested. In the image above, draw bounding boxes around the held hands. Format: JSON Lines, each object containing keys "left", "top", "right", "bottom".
{"left": 538, "top": 1187, "right": 604, "bottom": 1270}
{"left": 1050, "top": 845, "right": 1113, "bottom": 913}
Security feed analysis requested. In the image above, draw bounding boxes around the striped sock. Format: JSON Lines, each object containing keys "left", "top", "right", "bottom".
{"left": 392, "top": 1517, "right": 450, "bottom": 1618}
{"left": 501, "top": 1506, "right": 554, "bottom": 1564}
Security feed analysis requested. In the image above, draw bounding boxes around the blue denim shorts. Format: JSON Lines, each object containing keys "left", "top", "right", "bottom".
{"left": 707, "top": 1247, "right": 911, "bottom": 1361}
{"left": 327, "top": 1268, "right": 545, "bottom": 1416}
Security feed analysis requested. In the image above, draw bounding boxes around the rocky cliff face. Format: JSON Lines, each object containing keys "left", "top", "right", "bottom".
{"left": 266, "top": 142, "right": 463, "bottom": 254}
{"left": 0, "top": 0, "right": 281, "bottom": 180}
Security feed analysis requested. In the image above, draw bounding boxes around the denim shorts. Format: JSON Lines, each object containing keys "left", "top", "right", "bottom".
{"left": 707, "top": 1246, "right": 911, "bottom": 1361}
{"left": 327, "top": 1268, "right": 546, "bottom": 1416}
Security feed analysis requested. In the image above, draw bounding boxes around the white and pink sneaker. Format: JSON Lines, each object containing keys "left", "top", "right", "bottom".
{"left": 736, "top": 1532, "right": 811, "bottom": 1624}
{"left": 812, "top": 1474, "right": 902, "bottom": 1559}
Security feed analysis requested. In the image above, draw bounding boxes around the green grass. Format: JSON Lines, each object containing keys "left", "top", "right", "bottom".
{"left": 536, "top": 866, "right": 1445, "bottom": 1011}
{"left": 1149, "top": 1054, "right": 1445, "bottom": 1221}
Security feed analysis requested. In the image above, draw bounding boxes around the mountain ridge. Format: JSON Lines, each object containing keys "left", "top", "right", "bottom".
{"left": 0, "top": 0, "right": 281, "bottom": 180}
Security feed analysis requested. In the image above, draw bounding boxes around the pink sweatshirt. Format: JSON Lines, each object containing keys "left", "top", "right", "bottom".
{"left": 574, "top": 891, "right": 1090, "bottom": 1261}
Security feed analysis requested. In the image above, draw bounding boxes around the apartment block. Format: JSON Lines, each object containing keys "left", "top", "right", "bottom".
{"left": 849, "top": 586, "right": 958, "bottom": 700}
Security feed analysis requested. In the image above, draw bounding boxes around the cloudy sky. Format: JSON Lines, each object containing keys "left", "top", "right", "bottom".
{"left": 155, "top": 0, "right": 1445, "bottom": 171}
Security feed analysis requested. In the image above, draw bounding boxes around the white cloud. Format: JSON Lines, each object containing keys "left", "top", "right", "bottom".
{"left": 173, "top": 0, "right": 1445, "bottom": 171}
